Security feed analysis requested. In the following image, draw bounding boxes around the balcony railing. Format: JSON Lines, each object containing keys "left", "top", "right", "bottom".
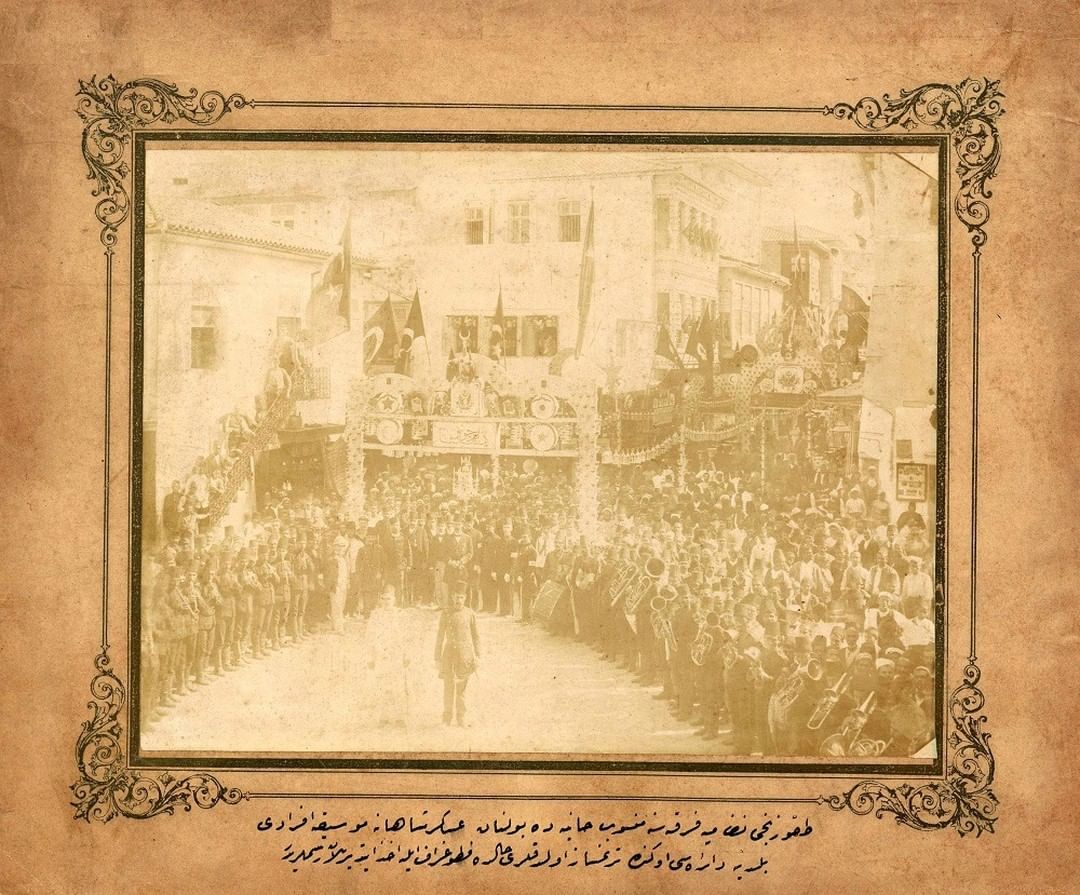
{"left": 203, "top": 389, "right": 293, "bottom": 529}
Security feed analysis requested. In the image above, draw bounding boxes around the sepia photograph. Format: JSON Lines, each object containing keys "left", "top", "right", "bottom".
{"left": 134, "top": 140, "right": 942, "bottom": 767}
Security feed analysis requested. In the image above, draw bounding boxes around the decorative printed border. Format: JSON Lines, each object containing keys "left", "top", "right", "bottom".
{"left": 76, "top": 75, "right": 251, "bottom": 247}
{"left": 827, "top": 78, "right": 1003, "bottom": 248}
{"left": 73, "top": 75, "right": 1001, "bottom": 834}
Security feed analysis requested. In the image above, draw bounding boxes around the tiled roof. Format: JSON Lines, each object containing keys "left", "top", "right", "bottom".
{"left": 760, "top": 223, "right": 841, "bottom": 245}
{"left": 146, "top": 197, "right": 379, "bottom": 266}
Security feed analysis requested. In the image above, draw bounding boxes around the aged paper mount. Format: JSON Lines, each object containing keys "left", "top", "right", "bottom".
{"left": 69, "top": 76, "right": 1000, "bottom": 845}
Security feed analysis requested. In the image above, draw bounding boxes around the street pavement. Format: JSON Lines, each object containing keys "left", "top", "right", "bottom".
{"left": 141, "top": 607, "right": 733, "bottom": 757}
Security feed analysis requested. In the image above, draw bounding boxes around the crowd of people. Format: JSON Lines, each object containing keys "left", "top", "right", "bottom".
{"left": 156, "top": 334, "right": 315, "bottom": 548}
{"left": 142, "top": 417, "right": 938, "bottom": 758}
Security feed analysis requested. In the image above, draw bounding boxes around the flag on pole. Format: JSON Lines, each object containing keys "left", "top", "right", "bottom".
{"left": 685, "top": 307, "right": 715, "bottom": 396}
{"left": 790, "top": 219, "right": 808, "bottom": 307}
{"left": 364, "top": 295, "right": 399, "bottom": 366}
{"left": 305, "top": 215, "right": 351, "bottom": 344}
{"left": 574, "top": 199, "right": 595, "bottom": 358}
{"left": 489, "top": 286, "right": 506, "bottom": 362}
{"left": 395, "top": 289, "right": 426, "bottom": 374}
{"left": 654, "top": 323, "right": 684, "bottom": 369}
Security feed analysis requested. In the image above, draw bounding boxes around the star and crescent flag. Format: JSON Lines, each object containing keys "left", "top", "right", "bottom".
{"left": 789, "top": 219, "right": 809, "bottom": 308}
{"left": 305, "top": 214, "right": 352, "bottom": 344}
{"left": 364, "top": 294, "right": 399, "bottom": 366}
{"left": 654, "top": 323, "right": 684, "bottom": 369}
{"left": 395, "top": 289, "right": 426, "bottom": 374}
{"left": 489, "top": 285, "right": 506, "bottom": 363}
{"left": 685, "top": 306, "right": 715, "bottom": 396}
{"left": 574, "top": 198, "right": 595, "bottom": 358}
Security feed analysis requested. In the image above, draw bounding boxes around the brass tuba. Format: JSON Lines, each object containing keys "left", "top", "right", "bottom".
{"left": 649, "top": 586, "right": 678, "bottom": 652}
{"left": 606, "top": 561, "right": 640, "bottom": 609}
{"left": 767, "top": 659, "right": 823, "bottom": 735}
{"left": 624, "top": 558, "right": 663, "bottom": 615}
{"left": 691, "top": 611, "right": 721, "bottom": 667}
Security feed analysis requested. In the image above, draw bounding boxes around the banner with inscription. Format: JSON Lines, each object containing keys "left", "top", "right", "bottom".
{"left": 895, "top": 462, "right": 928, "bottom": 501}
{"left": 432, "top": 421, "right": 498, "bottom": 450}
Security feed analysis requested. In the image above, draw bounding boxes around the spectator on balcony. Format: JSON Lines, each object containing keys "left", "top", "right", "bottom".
{"left": 208, "top": 468, "right": 225, "bottom": 508}
{"left": 896, "top": 501, "right": 926, "bottom": 535}
{"left": 222, "top": 405, "right": 256, "bottom": 457}
{"left": 265, "top": 358, "right": 293, "bottom": 405}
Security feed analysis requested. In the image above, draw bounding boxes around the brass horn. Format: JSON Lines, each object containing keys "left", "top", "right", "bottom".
{"left": 644, "top": 557, "right": 666, "bottom": 580}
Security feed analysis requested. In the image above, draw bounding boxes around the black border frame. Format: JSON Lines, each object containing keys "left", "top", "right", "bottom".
{"left": 127, "top": 129, "right": 949, "bottom": 777}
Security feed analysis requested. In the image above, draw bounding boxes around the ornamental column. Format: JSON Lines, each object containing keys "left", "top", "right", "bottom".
{"left": 343, "top": 379, "right": 368, "bottom": 522}
{"left": 574, "top": 387, "right": 600, "bottom": 542}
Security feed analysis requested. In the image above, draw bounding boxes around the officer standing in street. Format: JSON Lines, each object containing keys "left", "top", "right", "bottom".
{"left": 434, "top": 582, "right": 481, "bottom": 727}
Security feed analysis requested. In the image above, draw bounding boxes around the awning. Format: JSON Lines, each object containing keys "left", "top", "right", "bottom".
{"left": 817, "top": 380, "right": 863, "bottom": 404}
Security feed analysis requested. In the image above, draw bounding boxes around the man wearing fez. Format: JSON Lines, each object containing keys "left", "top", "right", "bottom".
{"left": 478, "top": 517, "right": 503, "bottom": 615}
{"left": 445, "top": 518, "right": 472, "bottom": 609}
{"left": 511, "top": 524, "right": 537, "bottom": 621}
{"left": 381, "top": 516, "right": 412, "bottom": 607}
{"left": 670, "top": 585, "right": 699, "bottom": 722}
{"left": 406, "top": 513, "right": 430, "bottom": 607}
{"left": 328, "top": 534, "right": 350, "bottom": 635}
{"left": 434, "top": 582, "right": 481, "bottom": 727}
{"left": 355, "top": 522, "right": 386, "bottom": 617}
{"left": 467, "top": 512, "right": 485, "bottom": 611}
{"left": 494, "top": 519, "right": 517, "bottom": 617}
{"left": 430, "top": 517, "right": 450, "bottom": 608}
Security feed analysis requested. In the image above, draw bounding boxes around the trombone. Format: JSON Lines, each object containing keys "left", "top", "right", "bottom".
{"left": 807, "top": 634, "right": 869, "bottom": 731}
{"left": 819, "top": 692, "right": 886, "bottom": 757}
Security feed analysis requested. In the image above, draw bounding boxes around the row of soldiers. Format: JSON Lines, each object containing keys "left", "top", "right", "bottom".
{"left": 141, "top": 513, "right": 353, "bottom": 723}
{"left": 140, "top": 475, "right": 556, "bottom": 723}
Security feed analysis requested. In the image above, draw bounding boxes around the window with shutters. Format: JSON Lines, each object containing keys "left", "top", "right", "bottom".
{"left": 464, "top": 207, "right": 484, "bottom": 244}
{"left": 270, "top": 203, "right": 296, "bottom": 230}
{"left": 741, "top": 284, "right": 753, "bottom": 342}
{"left": 654, "top": 197, "right": 671, "bottom": 250}
{"left": 190, "top": 305, "right": 219, "bottom": 370}
{"left": 558, "top": 199, "right": 581, "bottom": 242}
{"left": 277, "top": 316, "right": 302, "bottom": 339}
{"left": 482, "top": 315, "right": 519, "bottom": 357}
{"left": 508, "top": 201, "right": 530, "bottom": 243}
{"left": 656, "top": 292, "right": 671, "bottom": 328}
{"left": 444, "top": 315, "right": 479, "bottom": 353}
{"left": 717, "top": 311, "right": 732, "bottom": 345}
{"left": 521, "top": 316, "right": 558, "bottom": 356}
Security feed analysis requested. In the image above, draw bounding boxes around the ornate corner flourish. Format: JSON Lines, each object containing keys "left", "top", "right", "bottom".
{"left": 76, "top": 74, "right": 251, "bottom": 247}
{"left": 71, "top": 652, "right": 247, "bottom": 822}
{"left": 821, "top": 663, "right": 997, "bottom": 836}
{"left": 826, "top": 77, "right": 1004, "bottom": 248}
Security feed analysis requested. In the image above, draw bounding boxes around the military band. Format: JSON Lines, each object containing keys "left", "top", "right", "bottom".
{"left": 142, "top": 447, "right": 936, "bottom": 758}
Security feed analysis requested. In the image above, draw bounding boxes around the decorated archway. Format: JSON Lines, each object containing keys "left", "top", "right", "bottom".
{"left": 342, "top": 358, "right": 600, "bottom": 535}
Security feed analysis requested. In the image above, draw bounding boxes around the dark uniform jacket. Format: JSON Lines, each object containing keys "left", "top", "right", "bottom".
{"left": 434, "top": 606, "right": 480, "bottom": 679}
